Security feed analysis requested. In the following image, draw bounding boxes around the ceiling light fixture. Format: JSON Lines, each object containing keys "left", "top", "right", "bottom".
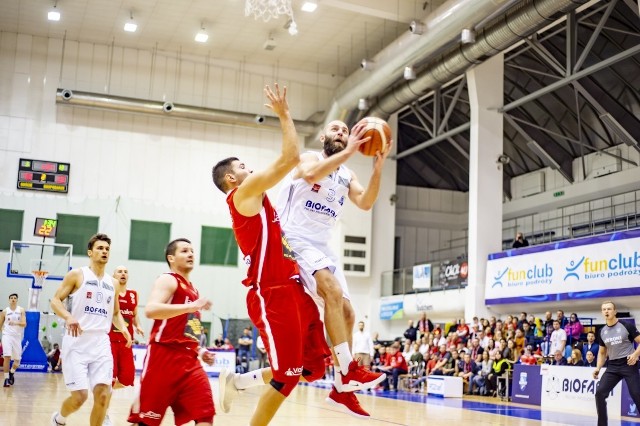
{"left": 48, "top": 2, "right": 61, "bottom": 21}
{"left": 301, "top": 2, "right": 318, "bottom": 12}
{"left": 404, "top": 66, "right": 416, "bottom": 80}
{"left": 358, "top": 98, "right": 369, "bottom": 111}
{"left": 124, "top": 11, "right": 137, "bottom": 32}
{"left": 195, "top": 23, "right": 208, "bottom": 43}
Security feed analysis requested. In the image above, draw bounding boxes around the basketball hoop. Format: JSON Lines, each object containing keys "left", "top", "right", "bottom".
{"left": 245, "top": 0, "right": 293, "bottom": 22}
{"left": 32, "top": 270, "right": 49, "bottom": 289}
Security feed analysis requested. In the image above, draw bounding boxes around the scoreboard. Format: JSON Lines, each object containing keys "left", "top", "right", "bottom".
{"left": 17, "top": 158, "right": 70, "bottom": 193}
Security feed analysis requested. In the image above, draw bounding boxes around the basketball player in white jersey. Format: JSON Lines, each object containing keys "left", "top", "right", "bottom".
{"left": 276, "top": 120, "right": 392, "bottom": 416}
{"left": 0, "top": 293, "right": 26, "bottom": 387}
{"left": 50, "top": 233, "right": 131, "bottom": 426}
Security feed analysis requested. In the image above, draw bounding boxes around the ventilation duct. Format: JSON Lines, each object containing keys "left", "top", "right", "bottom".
{"left": 369, "top": 0, "right": 588, "bottom": 118}
{"left": 55, "top": 88, "right": 317, "bottom": 135}
{"left": 321, "top": 0, "right": 521, "bottom": 126}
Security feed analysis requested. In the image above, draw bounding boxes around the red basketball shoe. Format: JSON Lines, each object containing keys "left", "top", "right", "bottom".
{"left": 326, "top": 386, "right": 370, "bottom": 419}
{"left": 336, "top": 360, "right": 386, "bottom": 392}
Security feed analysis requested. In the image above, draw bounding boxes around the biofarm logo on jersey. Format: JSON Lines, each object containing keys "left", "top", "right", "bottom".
{"left": 304, "top": 200, "right": 337, "bottom": 218}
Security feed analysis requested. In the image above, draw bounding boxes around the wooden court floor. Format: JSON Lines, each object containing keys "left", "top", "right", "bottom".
{"left": 1, "top": 372, "right": 639, "bottom": 425}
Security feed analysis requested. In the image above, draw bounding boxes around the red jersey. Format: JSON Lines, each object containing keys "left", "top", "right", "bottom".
{"left": 227, "top": 189, "right": 299, "bottom": 287}
{"left": 109, "top": 289, "right": 138, "bottom": 342}
{"left": 149, "top": 273, "right": 203, "bottom": 353}
{"left": 385, "top": 351, "right": 408, "bottom": 371}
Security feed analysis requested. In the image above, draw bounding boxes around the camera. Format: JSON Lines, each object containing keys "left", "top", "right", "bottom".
{"left": 497, "top": 154, "right": 510, "bottom": 165}
{"left": 162, "top": 102, "right": 174, "bottom": 113}
{"left": 409, "top": 21, "right": 423, "bottom": 35}
{"left": 60, "top": 89, "right": 73, "bottom": 100}
{"left": 255, "top": 115, "right": 265, "bottom": 124}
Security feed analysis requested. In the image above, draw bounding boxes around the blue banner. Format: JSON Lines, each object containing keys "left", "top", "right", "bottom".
{"left": 379, "top": 296, "right": 404, "bottom": 320}
{"left": 511, "top": 364, "right": 542, "bottom": 406}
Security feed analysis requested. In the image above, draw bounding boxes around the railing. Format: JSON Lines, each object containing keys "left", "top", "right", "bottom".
{"left": 381, "top": 259, "right": 468, "bottom": 297}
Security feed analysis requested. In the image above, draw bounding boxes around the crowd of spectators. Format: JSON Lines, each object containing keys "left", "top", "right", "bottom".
{"left": 365, "top": 309, "right": 597, "bottom": 397}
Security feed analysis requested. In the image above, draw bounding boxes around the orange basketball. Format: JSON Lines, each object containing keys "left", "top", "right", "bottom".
{"left": 356, "top": 116, "right": 391, "bottom": 156}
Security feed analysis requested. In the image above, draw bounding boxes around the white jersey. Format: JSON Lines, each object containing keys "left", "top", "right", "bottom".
{"left": 66, "top": 266, "right": 115, "bottom": 333}
{"left": 2, "top": 306, "right": 24, "bottom": 337}
{"left": 276, "top": 151, "right": 352, "bottom": 244}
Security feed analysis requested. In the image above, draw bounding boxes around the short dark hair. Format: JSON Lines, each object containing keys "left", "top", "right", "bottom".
{"left": 87, "top": 233, "right": 111, "bottom": 251}
{"left": 9, "top": 293, "right": 18, "bottom": 299}
{"left": 164, "top": 238, "right": 192, "bottom": 267}
{"left": 212, "top": 157, "right": 239, "bottom": 193}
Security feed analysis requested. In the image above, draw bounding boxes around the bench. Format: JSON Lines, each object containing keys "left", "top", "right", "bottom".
{"left": 426, "top": 375, "right": 463, "bottom": 398}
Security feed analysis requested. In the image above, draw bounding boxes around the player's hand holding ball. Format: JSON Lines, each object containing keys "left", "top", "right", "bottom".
{"left": 355, "top": 117, "right": 392, "bottom": 157}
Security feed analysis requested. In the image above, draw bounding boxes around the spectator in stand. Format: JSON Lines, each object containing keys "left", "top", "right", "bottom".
{"left": 564, "top": 313, "right": 584, "bottom": 346}
{"left": 456, "top": 318, "right": 470, "bottom": 344}
{"left": 488, "top": 316, "right": 497, "bottom": 334}
{"left": 418, "top": 336, "right": 429, "bottom": 356}
{"left": 522, "top": 322, "right": 535, "bottom": 347}
{"left": 237, "top": 327, "right": 252, "bottom": 373}
{"left": 372, "top": 346, "right": 388, "bottom": 372}
{"left": 404, "top": 320, "right": 418, "bottom": 345}
{"left": 469, "top": 338, "right": 484, "bottom": 360}
{"left": 516, "top": 312, "right": 528, "bottom": 330}
{"left": 557, "top": 310, "right": 568, "bottom": 328}
{"left": 568, "top": 348, "right": 584, "bottom": 366}
{"left": 486, "top": 351, "right": 510, "bottom": 397}
{"left": 514, "top": 329, "right": 526, "bottom": 356}
{"left": 416, "top": 313, "right": 433, "bottom": 339}
{"left": 541, "top": 311, "right": 555, "bottom": 356}
{"left": 550, "top": 350, "right": 567, "bottom": 365}
{"left": 352, "top": 321, "right": 375, "bottom": 369}
{"left": 456, "top": 352, "right": 476, "bottom": 394}
{"left": 512, "top": 232, "right": 529, "bottom": 248}
{"left": 487, "top": 339, "right": 499, "bottom": 360}
{"left": 519, "top": 346, "right": 537, "bottom": 365}
{"left": 472, "top": 351, "right": 493, "bottom": 395}
{"left": 429, "top": 345, "right": 452, "bottom": 376}
{"left": 222, "top": 337, "right": 235, "bottom": 350}
{"left": 47, "top": 343, "right": 62, "bottom": 372}
{"left": 549, "top": 320, "right": 567, "bottom": 357}
{"left": 408, "top": 343, "right": 424, "bottom": 364}
{"left": 432, "top": 324, "right": 443, "bottom": 340}
{"left": 584, "top": 350, "right": 597, "bottom": 367}
{"left": 481, "top": 327, "right": 492, "bottom": 348}
{"left": 213, "top": 334, "right": 224, "bottom": 348}
{"left": 582, "top": 332, "right": 599, "bottom": 360}
{"left": 256, "top": 335, "right": 268, "bottom": 368}
{"left": 377, "top": 343, "right": 408, "bottom": 392}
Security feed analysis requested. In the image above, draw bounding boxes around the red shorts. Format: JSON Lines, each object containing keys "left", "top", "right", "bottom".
{"left": 247, "top": 280, "right": 330, "bottom": 384}
{"left": 128, "top": 343, "right": 214, "bottom": 426}
{"left": 110, "top": 339, "right": 134, "bottom": 386}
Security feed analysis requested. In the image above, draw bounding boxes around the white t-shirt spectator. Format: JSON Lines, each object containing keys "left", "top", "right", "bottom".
{"left": 550, "top": 328, "right": 567, "bottom": 354}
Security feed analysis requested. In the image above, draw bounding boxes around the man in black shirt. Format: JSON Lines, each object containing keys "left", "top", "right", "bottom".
{"left": 593, "top": 301, "right": 640, "bottom": 426}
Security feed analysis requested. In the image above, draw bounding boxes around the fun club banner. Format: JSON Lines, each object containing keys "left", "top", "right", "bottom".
{"left": 485, "top": 229, "right": 640, "bottom": 305}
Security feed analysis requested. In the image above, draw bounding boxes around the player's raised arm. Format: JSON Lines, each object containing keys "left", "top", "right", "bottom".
{"left": 236, "top": 84, "right": 300, "bottom": 200}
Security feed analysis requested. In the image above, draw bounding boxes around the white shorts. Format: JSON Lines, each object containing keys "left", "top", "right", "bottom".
{"left": 61, "top": 332, "right": 113, "bottom": 391}
{"left": 288, "top": 236, "right": 351, "bottom": 301}
{"left": 1, "top": 334, "right": 23, "bottom": 360}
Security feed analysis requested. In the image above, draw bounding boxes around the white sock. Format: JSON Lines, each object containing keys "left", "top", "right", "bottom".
{"left": 334, "top": 342, "right": 353, "bottom": 375}
{"left": 55, "top": 413, "right": 67, "bottom": 424}
{"left": 235, "top": 368, "right": 268, "bottom": 389}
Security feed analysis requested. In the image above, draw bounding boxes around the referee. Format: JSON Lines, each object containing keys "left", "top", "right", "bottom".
{"left": 593, "top": 301, "right": 640, "bottom": 426}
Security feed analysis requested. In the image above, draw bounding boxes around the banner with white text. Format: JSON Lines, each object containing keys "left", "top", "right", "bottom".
{"left": 485, "top": 230, "right": 640, "bottom": 305}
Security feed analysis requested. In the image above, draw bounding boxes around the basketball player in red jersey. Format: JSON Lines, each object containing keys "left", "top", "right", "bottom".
{"left": 127, "top": 239, "right": 215, "bottom": 426}
{"left": 212, "top": 83, "right": 330, "bottom": 425}
{"left": 103, "top": 265, "right": 144, "bottom": 425}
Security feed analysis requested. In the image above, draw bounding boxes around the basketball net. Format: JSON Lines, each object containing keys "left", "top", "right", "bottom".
{"left": 32, "top": 270, "right": 49, "bottom": 290}
{"left": 245, "top": 0, "right": 293, "bottom": 22}
{"left": 29, "top": 259, "right": 50, "bottom": 311}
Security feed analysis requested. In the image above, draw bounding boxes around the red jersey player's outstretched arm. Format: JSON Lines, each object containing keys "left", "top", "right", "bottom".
{"left": 145, "top": 274, "right": 211, "bottom": 320}
{"left": 234, "top": 84, "right": 299, "bottom": 217}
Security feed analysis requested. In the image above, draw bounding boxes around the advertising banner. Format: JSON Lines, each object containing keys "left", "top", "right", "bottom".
{"left": 540, "top": 365, "right": 621, "bottom": 419}
{"left": 380, "top": 295, "right": 404, "bottom": 320}
{"left": 436, "top": 260, "right": 468, "bottom": 289}
{"left": 412, "top": 263, "right": 431, "bottom": 289}
{"left": 621, "top": 372, "right": 640, "bottom": 418}
{"left": 485, "top": 230, "right": 640, "bottom": 305}
{"left": 511, "top": 364, "right": 542, "bottom": 406}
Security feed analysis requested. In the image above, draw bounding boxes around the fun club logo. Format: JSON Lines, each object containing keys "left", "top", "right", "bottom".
{"left": 492, "top": 263, "right": 553, "bottom": 288}
{"left": 563, "top": 251, "right": 640, "bottom": 282}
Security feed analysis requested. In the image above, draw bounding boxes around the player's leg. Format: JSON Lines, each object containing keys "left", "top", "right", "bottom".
{"left": 52, "top": 340, "right": 91, "bottom": 424}
{"left": 90, "top": 383, "right": 111, "bottom": 426}
{"left": 51, "top": 389, "right": 89, "bottom": 425}
{"left": 622, "top": 365, "right": 640, "bottom": 416}
{"left": 172, "top": 361, "right": 214, "bottom": 426}
{"left": 2, "top": 356, "right": 9, "bottom": 387}
{"left": 3, "top": 335, "right": 15, "bottom": 386}
{"left": 594, "top": 369, "right": 623, "bottom": 426}
{"left": 342, "top": 298, "right": 356, "bottom": 353}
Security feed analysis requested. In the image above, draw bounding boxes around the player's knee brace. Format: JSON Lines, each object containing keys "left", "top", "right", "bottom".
{"left": 270, "top": 378, "right": 297, "bottom": 397}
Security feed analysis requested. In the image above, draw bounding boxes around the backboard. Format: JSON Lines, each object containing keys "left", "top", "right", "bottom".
{"left": 8, "top": 240, "right": 72, "bottom": 280}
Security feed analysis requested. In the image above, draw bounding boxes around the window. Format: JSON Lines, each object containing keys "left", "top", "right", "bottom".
{"left": 344, "top": 264, "right": 365, "bottom": 272}
{"left": 0, "top": 209, "right": 24, "bottom": 250}
{"left": 55, "top": 214, "right": 100, "bottom": 255}
{"left": 129, "top": 220, "right": 171, "bottom": 262}
{"left": 344, "top": 249, "right": 366, "bottom": 258}
{"left": 345, "top": 235, "right": 366, "bottom": 244}
{"left": 200, "top": 226, "right": 238, "bottom": 266}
